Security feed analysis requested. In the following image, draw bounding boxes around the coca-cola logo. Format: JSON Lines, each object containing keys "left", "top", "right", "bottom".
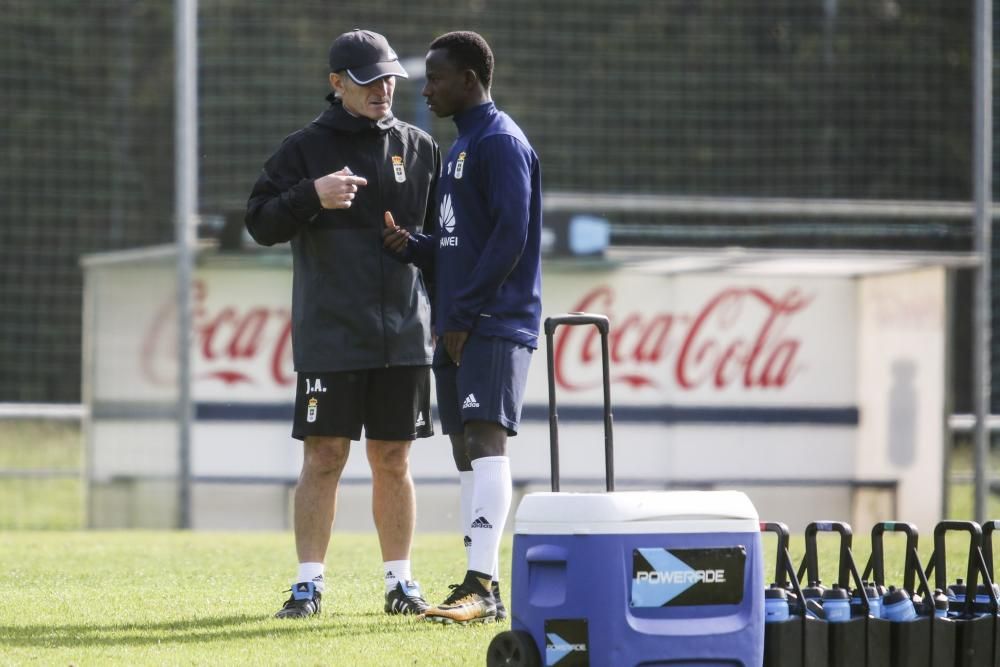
{"left": 141, "top": 280, "right": 294, "bottom": 388}
{"left": 554, "top": 286, "right": 811, "bottom": 392}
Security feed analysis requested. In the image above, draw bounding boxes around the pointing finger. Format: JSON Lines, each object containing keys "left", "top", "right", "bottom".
{"left": 384, "top": 211, "right": 396, "bottom": 228}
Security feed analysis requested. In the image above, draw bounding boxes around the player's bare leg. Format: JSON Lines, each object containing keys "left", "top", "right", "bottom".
{"left": 368, "top": 439, "right": 415, "bottom": 561}
{"left": 276, "top": 435, "right": 349, "bottom": 618}
{"left": 368, "top": 438, "right": 429, "bottom": 615}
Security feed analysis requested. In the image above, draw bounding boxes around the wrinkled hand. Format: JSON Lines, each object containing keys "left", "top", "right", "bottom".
{"left": 315, "top": 166, "right": 368, "bottom": 209}
{"left": 444, "top": 330, "right": 469, "bottom": 366}
{"left": 382, "top": 211, "right": 411, "bottom": 253}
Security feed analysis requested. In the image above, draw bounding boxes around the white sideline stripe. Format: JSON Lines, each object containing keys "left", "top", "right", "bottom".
{"left": 0, "top": 403, "right": 86, "bottom": 420}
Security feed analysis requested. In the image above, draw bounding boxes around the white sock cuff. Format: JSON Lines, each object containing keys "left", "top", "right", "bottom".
{"left": 297, "top": 562, "right": 325, "bottom": 591}
{"left": 471, "top": 455, "right": 509, "bottom": 469}
{"left": 384, "top": 560, "right": 412, "bottom": 590}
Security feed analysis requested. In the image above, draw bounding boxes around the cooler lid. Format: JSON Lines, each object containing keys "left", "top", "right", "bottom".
{"left": 514, "top": 490, "right": 759, "bottom": 535}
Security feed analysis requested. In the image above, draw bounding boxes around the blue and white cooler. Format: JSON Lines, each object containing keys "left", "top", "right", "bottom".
{"left": 486, "top": 314, "right": 765, "bottom": 666}
{"left": 508, "top": 489, "right": 764, "bottom": 667}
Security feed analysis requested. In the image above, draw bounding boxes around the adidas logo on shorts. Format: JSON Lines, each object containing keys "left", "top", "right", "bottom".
{"left": 471, "top": 516, "right": 493, "bottom": 529}
{"left": 462, "top": 393, "right": 480, "bottom": 409}
{"left": 415, "top": 411, "right": 426, "bottom": 427}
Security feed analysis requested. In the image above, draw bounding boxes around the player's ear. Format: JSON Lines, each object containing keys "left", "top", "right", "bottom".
{"left": 329, "top": 72, "right": 345, "bottom": 96}
{"left": 463, "top": 68, "right": 479, "bottom": 91}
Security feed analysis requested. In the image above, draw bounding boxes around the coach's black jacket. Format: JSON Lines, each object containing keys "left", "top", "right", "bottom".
{"left": 246, "top": 96, "right": 439, "bottom": 372}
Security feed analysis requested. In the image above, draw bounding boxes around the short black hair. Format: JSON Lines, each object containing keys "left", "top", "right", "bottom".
{"left": 429, "top": 31, "right": 494, "bottom": 90}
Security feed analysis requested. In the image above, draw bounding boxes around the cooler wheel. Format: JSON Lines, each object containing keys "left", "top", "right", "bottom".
{"left": 486, "top": 630, "right": 541, "bottom": 667}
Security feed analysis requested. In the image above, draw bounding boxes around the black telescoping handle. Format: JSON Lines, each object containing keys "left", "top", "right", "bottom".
{"left": 865, "top": 521, "right": 920, "bottom": 594}
{"left": 544, "top": 313, "right": 614, "bottom": 492}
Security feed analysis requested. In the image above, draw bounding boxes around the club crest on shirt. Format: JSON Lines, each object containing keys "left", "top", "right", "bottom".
{"left": 392, "top": 155, "right": 406, "bottom": 183}
{"left": 455, "top": 151, "right": 466, "bottom": 179}
{"left": 306, "top": 397, "right": 318, "bottom": 423}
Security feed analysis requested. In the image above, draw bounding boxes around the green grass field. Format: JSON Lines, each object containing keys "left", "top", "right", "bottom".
{"left": 0, "top": 530, "right": 983, "bottom": 666}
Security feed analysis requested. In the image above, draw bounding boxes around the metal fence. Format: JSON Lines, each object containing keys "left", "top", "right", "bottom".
{"left": 1, "top": 1, "right": 997, "bottom": 527}
{"left": 1, "top": 0, "right": 986, "bottom": 405}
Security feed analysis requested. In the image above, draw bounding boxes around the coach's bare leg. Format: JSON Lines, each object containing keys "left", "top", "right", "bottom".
{"left": 367, "top": 439, "right": 415, "bottom": 561}
{"left": 295, "top": 435, "right": 350, "bottom": 563}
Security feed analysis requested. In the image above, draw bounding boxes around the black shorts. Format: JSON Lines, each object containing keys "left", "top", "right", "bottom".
{"left": 291, "top": 366, "right": 433, "bottom": 442}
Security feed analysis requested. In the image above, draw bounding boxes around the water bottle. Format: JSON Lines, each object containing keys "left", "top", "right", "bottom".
{"left": 946, "top": 577, "right": 967, "bottom": 616}
{"left": 764, "top": 585, "right": 791, "bottom": 623}
{"left": 850, "top": 581, "right": 882, "bottom": 618}
{"left": 822, "top": 585, "right": 851, "bottom": 623}
{"left": 802, "top": 580, "right": 826, "bottom": 601}
{"left": 882, "top": 585, "right": 917, "bottom": 622}
{"left": 947, "top": 578, "right": 966, "bottom": 600}
{"left": 801, "top": 580, "right": 826, "bottom": 619}
{"left": 933, "top": 588, "right": 950, "bottom": 618}
{"left": 972, "top": 582, "right": 999, "bottom": 615}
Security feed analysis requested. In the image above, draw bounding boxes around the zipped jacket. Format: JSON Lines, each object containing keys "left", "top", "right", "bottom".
{"left": 407, "top": 102, "right": 542, "bottom": 348}
{"left": 246, "top": 97, "right": 439, "bottom": 371}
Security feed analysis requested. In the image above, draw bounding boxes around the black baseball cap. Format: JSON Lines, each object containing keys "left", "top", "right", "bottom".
{"left": 328, "top": 29, "right": 408, "bottom": 84}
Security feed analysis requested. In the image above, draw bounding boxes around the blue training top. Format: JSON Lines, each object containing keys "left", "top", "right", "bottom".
{"left": 409, "top": 102, "right": 543, "bottom": 349}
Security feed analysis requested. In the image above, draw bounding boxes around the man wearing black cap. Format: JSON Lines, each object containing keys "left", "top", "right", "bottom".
{"left": 246, "top": 29, "right": 440, "bottom": 619}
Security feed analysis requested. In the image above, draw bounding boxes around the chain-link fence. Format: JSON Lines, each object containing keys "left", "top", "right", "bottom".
{"left": 0, "top": 0, "right": 986, "bottom": 407}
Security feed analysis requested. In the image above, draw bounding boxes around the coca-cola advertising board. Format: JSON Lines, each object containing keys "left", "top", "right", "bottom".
{"left": 532, "top": 273, "right": 855, "bottom": 406}
{"left": 100, "top": 267, "right": 854, "bottom": 407}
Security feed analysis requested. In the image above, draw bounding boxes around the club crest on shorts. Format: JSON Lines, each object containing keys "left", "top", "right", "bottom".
{"left": 391, "top": 155, "right": 406, "bottom": 183}
{"left": 455, "top": 151, "right": 466, "bottom": 179}
{"left": 306, "top": 397, "right": 318, "bottom": 423}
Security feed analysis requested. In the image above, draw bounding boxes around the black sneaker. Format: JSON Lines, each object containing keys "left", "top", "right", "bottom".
{"left": 384, "top": 580, "right": 430, "bottom": 615}
{"left": 492, "top": 581, "right": 508, "bottom": 621}
{"left": 275, "top": 581, "right": 321, "bottom": 618}
{"left": 424, "top": 580, "right": 497, "bottom": 625}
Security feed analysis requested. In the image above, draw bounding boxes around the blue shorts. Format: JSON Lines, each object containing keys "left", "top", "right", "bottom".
{"left": 433, "top": 334, "right": 533, "bottom": 436}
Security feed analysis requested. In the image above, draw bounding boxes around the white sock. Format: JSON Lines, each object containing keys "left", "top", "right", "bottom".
{"left": 384, "top": 559, "right": 412, "bottom": 591}
{"left": 468, "top": 456, "right": 512, "bottom": 577}
{"left": 459, "top": 470, "right": 474, "bottom": 558}
{"left": 297, "top": 562, "right": 325, "bottom": 592}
